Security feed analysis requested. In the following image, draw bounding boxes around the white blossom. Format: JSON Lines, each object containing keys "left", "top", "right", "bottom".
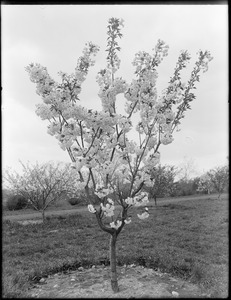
{"left": 137, "top": 211, "right": 149, "bottom": 219}
{"left": 88, "top": 204, "right": 96, "bottom": 214}
{"left": 110, "top": 220, "right": 122, "bottom": 229}
{"left": 124, "top": 218, "right": 132, "bottom": 224}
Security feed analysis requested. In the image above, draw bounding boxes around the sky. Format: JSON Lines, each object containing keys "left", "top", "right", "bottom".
{"left": 2, "top": 4, "right": 229, "bottom": 177}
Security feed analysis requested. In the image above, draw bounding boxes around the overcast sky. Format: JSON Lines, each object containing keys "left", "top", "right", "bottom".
{"left": 2, "top": 4, "right": 228, "bottom": 176}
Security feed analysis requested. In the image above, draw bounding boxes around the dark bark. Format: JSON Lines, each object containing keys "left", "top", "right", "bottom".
{"left": 42, "top": 209, "right": 45, "bottom": 222}
{"left": 110, "top": 232, "right": 119, "bottom": 293}
{"left": 154, "top": 195, "right": 157, "bottom": 206}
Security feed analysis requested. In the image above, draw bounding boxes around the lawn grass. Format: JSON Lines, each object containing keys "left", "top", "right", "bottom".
{"left": 2, "top": 195, "right": 228, "bottom": 298}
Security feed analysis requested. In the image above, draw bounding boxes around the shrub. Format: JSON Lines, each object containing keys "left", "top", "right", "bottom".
{"left": 2, "top": 189, "right": 12, "bottom": 209}
{"left": 68, "top": 197, "right": 82, "bottom": 206}
{"left": 67, "top": 192, "right": 88, "bottom": 206}
{"left": 6, "top": 195, "right": 28, "bottom": 211}
{"left": 67, "top": 188, "right": 101, "bottom": 206}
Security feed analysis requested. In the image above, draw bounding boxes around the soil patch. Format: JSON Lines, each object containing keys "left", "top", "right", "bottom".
{"left": 29, "top": 265, "right": 208, "bottom": 298}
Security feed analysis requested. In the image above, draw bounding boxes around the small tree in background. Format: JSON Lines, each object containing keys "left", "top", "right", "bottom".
{"left": 177, "top": 156, "right": 198, "bottom": 183}
{"left": 172, "top": 177, "right": 200, "bottom": 197}
{"left": 26, "top": 17, "right": 212, "bottom": 293}
{"left": 207, "top": 165, "right": 229, "bottom": 198}
{"left": 192, "top": 176, "right": 201, "bottom": 194}
{"left": 144, "top": 164, "right": 177, "bottom": 205}
{"left": 197, "top": 173, "right": 213, "bottom": 195}
{"left": 197, "top": 165, "right": 229, "bottom": 198}
{"left": 4, "top": 161, "right": 80, "bottom": 222}
{"left": 6, "top": 195, "right": 28, "bottom": 211}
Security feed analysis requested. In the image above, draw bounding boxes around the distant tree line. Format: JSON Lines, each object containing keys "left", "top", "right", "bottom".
{"left": 142, "top": 163, "right": 228, "bottom": 204}
{"left": 3, "top": 161, "right": 229, "bottom": 217}
{"left": 197, "top": 165, "right": 229, "bottom": 198}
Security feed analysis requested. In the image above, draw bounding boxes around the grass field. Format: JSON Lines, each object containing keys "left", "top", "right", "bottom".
{"left": 2, "top": 194, "right": 228, "bottom": 298}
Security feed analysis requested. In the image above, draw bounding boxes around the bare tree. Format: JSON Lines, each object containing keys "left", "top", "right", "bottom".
{"left": 177, "top": 156, "right": 198, "bottom": 182}
{"left": 4, "top": 161, "right": 79, "bottom": 222}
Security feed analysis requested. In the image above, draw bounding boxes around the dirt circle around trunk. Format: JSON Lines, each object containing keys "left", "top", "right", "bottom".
{"left": 29, "top": 265, "right": 208, "bottom": 298}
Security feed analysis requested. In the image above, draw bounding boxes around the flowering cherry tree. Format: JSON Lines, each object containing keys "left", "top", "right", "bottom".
{"left": 26, "top": 18, "right": 212, "bottom": 292}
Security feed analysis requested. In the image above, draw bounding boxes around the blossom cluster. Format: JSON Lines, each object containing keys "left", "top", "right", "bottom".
{"left": 94, "top": 184, "right": 114, "bottom": 199}
{"left": 132, "top": 39, "right": 169, "bottom": 75}
{"left": 88, "top": 204, "right": 96, "bottom": 213}
{"left": 142, "top": 152, "right": 161, "bottom": 172}
{"left": 106, "top": 17, "right": 124, "bottom": 73}
{"left": 97, "top": 76, "right": 128, "bottom": 114}
{"left": 197, "top": 50, "right": 213, "bottom": 73}
{"left": 110, "top": 220, "right": 122, "bottom": 229}
{"left": 101, "top": 199, "right": 115, "bottom": 217}
{"left": 75, "top": 42, "right": 100, "bottom": 82}
{"left": 137, "top": 207, "right": 149, "bottom": 220}
{"left": 125, "top": 192, "right": 149, "bottom": 207}
{"left": 26, "top": 41, "right": 100, "bottom": 125}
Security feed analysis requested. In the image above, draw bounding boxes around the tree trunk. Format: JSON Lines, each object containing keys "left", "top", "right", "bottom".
{"left": 109, "top": 232, "right": 119, "bottom": 293}
{"left": 42, "top": 209, "right": 45, "bottom": 222}
{"left": 154, "top": 195, "right": 157, "bottom": 206}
